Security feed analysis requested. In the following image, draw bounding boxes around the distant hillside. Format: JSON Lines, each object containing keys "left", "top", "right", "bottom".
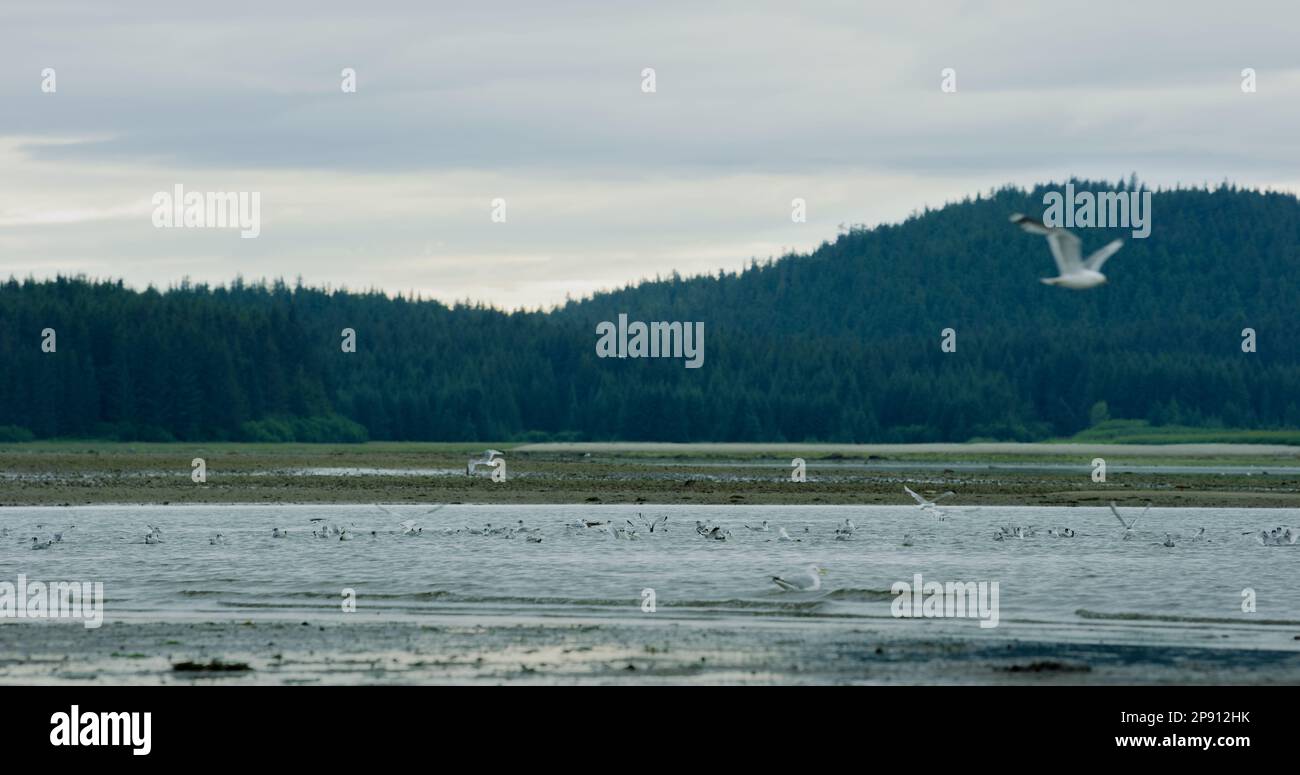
{"left": 2, "top": 179, "right": 1298, "bottom": 443}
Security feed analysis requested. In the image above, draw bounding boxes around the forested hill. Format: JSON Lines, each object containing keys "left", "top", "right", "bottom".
{"left": 2, "top": 180, "right": 1298, "bottom": 443}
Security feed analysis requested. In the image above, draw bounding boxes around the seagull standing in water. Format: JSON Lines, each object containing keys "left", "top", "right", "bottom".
{"left": 771, "top": 564, "right": 826, "bottom": 592}
{"left": 744, "top": 520, "right": 770, "bottom": 532}
{"left": 1250, "top": 526, "right": 1299, "bottom": 546}
{"left": 1010, "top": 213, "right": 1124, "bottom": 289}
{"left": 1109, "top": 501, "right": 1150, "bottom": 540}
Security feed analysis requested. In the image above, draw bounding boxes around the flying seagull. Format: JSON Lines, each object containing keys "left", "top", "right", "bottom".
{"left": 637, "top": 513, "right": 668, "bottom": 533}
{"left": 375, "top": 504, "right": 447, "bottom": 518}
{"left": 1109, "top": 501, "right": 1150, "bottom": 540}
{"left": 1010, "top": 213, "right": 1123, "bottom": 289}
{"left": 467, "top": 449, "right": 503, "bottom": 475}
{"left": 904, "top": 486, "right": 954, "bottom": 518}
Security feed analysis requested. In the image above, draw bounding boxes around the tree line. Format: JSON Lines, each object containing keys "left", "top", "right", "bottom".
{"left": 1, "top": 179, "right": 1297, "bottom": 442}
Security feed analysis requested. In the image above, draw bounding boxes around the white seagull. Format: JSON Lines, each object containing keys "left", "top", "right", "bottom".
{"left": 904, "top": 486, "right": 954, "bottom": 519}
{"left": 376, "top": 504, "right": 447, "bottom": 519}
{"left": 1250, "top": 526, "right": 1299, "bottom": 546}
{"left": 1010, "top": 213, "right": 1123, "bottom": 289}
{"left": 467, "top": 449, "right": 503, "bottom": 476}
{"left": 1109, "top": 501, "right": 1150, "bottom": 540}
{"left": 771, "top": 564, "right": 826, "bottom": 592}
{"left": 636, "top": 514, "right": 668, "bottom": 533}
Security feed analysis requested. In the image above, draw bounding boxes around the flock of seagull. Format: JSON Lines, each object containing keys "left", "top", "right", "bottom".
{"left": 10, "top": 488, "right": 1295, "bottom": 596}
{"left": 13, "top": 524, "right": 75, "bottom": 550}
{"left": 10, "top": 489, "right": 1296, "bottom": 553}
{"left": 10, "top": 489, "right": 1297, "bottom": 552}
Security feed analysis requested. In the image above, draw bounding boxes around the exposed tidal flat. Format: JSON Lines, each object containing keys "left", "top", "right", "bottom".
{"left": 7, "top": 619, "right": 1299, "bottom": 685}
{"left": 2, "top": 441, "right": 1300, "bottom": 507}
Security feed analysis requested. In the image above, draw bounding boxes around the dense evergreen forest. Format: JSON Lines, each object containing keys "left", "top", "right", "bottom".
{"left": 2, "top": 179, "right": 1297, "bottom": 443}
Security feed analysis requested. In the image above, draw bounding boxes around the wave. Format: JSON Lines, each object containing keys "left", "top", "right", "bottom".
{"left": 824, "top": 587, "right": 896, "bottom": 602}
{"left": 176, "top": 588, "right": 846, "bottom": 612}
{"left": 1075, "top": 609, "right": 1300, "bottom": 626}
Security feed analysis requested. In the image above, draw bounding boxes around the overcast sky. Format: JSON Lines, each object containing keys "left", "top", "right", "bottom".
{"left": 2, "top": 1, "right": 1297, "bottom": 309}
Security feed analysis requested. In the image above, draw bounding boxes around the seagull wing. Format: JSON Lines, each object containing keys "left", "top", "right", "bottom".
{"left": 420, "top": 504, "right": 447, "bottom": 516}
{"left": 1084, "top": 239, "right": 1123, "bottom": 271}
{"left": 374, "top": 505, "right": 397, "bottom": 517}
{"left": 1133, "top": 503, "right": 1150, "bottom": 530}
{"left": 1045, "top": 228, "right": 1084, "bottom": 274}
{"left": 903, "top": 486, "right": 926, "bottom": 506}
{"left": 1010, "top": 213, "right": 1051, "bottom": 235}
{"left": 933, "top": 491, "right": 956, "bottom": 502}
{"left": 1013, "top": 212, "right": 1084, "bottom": 273}
{"left": 771, "top": 576, "right": 798, "bottom": 591}
{"left": 1108, "top": 502, "right": 1130, "bottom": 529}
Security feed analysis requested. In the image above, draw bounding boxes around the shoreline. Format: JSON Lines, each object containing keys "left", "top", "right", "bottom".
{"left": 5, "top": 618, "right": 1297, "bottom": 685}
{"left": 3, "top": 441, "right": 1300, "bottom": 508}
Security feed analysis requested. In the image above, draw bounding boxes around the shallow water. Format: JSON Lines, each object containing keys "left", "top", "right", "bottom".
{"left": 2, "top": 505, "right": 1297, "bottom": 651}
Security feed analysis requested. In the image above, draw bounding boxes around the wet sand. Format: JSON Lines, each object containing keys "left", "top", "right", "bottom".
{"left": 5, "top": 617, "right": 1297, "bottom": 685}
